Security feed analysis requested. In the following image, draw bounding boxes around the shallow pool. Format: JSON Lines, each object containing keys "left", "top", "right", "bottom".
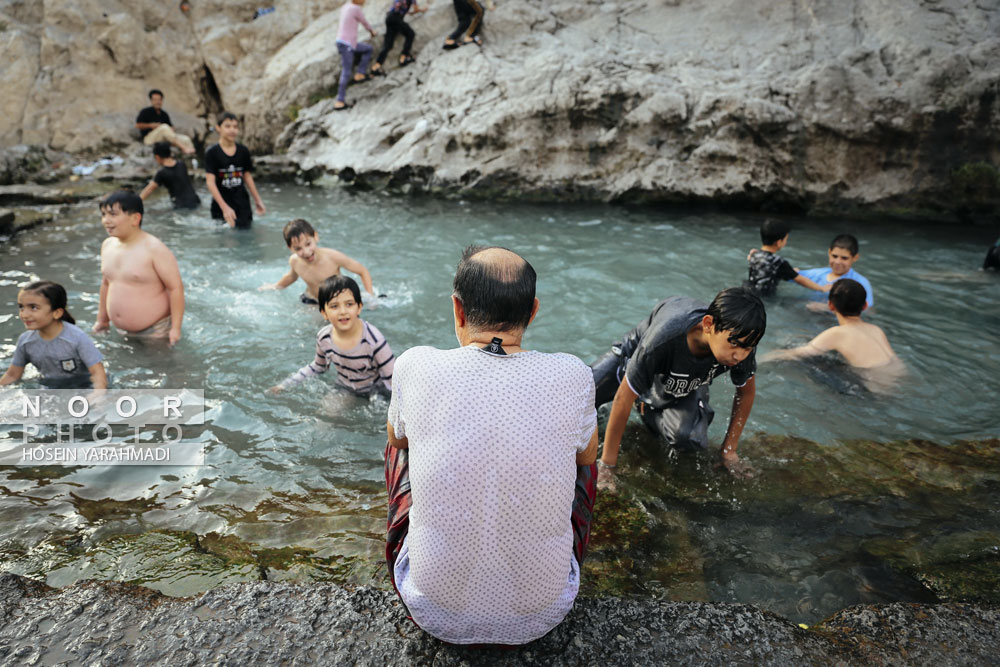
{"left": 1, "top": 182, "right": 997, "bottom": 623}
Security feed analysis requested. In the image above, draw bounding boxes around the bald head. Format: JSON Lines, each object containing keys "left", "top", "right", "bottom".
{"left": 453, "top": 245, "right": 537, "bottom": 332}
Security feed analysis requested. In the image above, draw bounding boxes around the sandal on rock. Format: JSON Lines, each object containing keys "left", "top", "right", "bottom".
{"left": 370, "top": 64, "right": 387, "bottom": 77}
{"left": 333, "top": 101, "right": 354, "bottom": 111}
{"left": 463, "top": 35, "right": 483, "bottom": 46}
{"left": 352, "top": 73, "right": 372, "bottom": 84}
{"left": 399, "top": 54, "right": 416, "bottom": 66}
{"left": 442, "top": 39, "right": 460, "bottom": 50}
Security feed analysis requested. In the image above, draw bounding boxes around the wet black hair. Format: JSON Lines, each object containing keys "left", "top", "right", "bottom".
{"left": 20, "top": 280, "right": 76, "bottom": 324}
{"left": 317, "top": 275, "right": 362, "bottom": 313}
{"left": 828, "top": 278, "right": 866, "bottom": 317}
{"left": 152, "top": 141, "right": 172, "bottom": 158}
{"left": 760, "top": 219, "right": 790, "bottom": 246}
{"left": 830, "top": 234, "right": 859, "bottom": 256}
{"left": 282, "top": 218, "right": 316, "bottom": 246}
{"left": 100, "top": 190, "right": 144, "bottom": 226}
{"left": 453, "top": 245, "right": 536, "bottom": 332}
{"left": 148, "top": 89, "right": 164, "bottom": 99}
{"left": 216, "top": 111, "right": 239, "bottom": 125}
{"left": 706, "top": 287, "right": 766, "bottom": 348}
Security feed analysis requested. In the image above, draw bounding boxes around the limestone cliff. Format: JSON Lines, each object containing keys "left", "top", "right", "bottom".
{"left": 1, "top": 0, "right": 998, "bottom": 215}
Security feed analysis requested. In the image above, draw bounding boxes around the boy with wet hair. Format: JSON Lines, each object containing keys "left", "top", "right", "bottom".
{"left": 745, "top": 219, "right": 830, "bottom": 296}
{"left": 798, "top": 234, "right": 874, "bottom": 308}
{"left": 271, "top": 274, "right": 394, "bottom": 395}
{"left": 763, "top": 279, "right": 900, "bottom": 371}
{"left": 139, "top": 142, "right": 200, "bottom": 209}
{"left": 204, "top": 111, "right": 266, "bottom": 229}
{"left": 259, "top": 218, "right": 376, "bottom": 305}
{"left": 93, "top": 190, "right": 185, "bottom": 345}
{"left": 591, "top": 287, "right": 766, "bottom": 483}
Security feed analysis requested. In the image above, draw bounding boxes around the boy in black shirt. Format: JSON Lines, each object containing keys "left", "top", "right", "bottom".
{"left": 135, "top": 89, "right": 195, "bottom": 155}
{"left": 745, "top": 219, "right": 829, "bottom": 296}
{"left": 140, "top": 142, "right": 201, "bottom": 209}
{"left": 591, "top": 288, "right": 766, "bottom": 483}
{"left": 204, "top": 111, "right": 266, "bottom": 229}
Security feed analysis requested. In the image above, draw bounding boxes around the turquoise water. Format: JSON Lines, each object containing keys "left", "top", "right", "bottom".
{"left": 1, "top": 183, "right": 998, "bottom": 622}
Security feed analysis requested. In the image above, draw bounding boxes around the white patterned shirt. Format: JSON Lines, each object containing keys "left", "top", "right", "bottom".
{"left": 387, "top": 344, "right": 596, "bottom": 645}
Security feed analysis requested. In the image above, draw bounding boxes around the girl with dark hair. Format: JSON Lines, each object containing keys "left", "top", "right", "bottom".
{"left": 1, "top": 281, "right": 107, "bottom": 389}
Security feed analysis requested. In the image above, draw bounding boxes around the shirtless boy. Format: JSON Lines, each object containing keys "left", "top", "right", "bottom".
{"left": 763, "top": 279, "right": 902, "bottom": 391}
{"left": 93, "top": 191, "right": 185, "bottom": 345}
{"left": 259, "top": 219, "right": 375, "bottom": 305}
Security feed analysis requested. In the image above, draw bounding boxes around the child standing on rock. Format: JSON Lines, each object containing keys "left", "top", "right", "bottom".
{"left": 443, "top": 0, "right": 492, "bottom": 49}
{"left": 371, "top": 0, "right": 424, "bottom": 75}
{"left": 334, "top": 0, "right": 378, "bottom": 111}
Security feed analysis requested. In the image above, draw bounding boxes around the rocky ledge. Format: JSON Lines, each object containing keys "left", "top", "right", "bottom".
{"left": 2, "top": 1, "right": 998, "bottom": 219}
{"left": 0, "top": 573, "right": 998, "bottom": 666}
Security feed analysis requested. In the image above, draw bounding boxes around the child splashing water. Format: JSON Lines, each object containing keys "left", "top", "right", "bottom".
{"left": 1, "top": 281, "right": 107, "bottom": 389}
{"left": 270, "top": 275, "right": 394, "bottom": 396}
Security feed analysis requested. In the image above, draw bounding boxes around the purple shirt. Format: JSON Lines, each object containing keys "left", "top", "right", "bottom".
{"left": 336, "top": 3, "right": 374, "bottom": 49}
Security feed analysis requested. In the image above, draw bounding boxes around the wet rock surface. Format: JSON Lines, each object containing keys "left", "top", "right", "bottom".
{"left": 0, "top": 573, "right": 997, "bottom": 665}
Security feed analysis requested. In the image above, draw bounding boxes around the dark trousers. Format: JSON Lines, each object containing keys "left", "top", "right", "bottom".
{"left": 591, "top": 349, "right": 715, "bottom": 450}
{"left": 377, "top": 12, "right": 415, "bottom": 64}
{"left": 447, "top": 0, "right": 484, "bottom": 41}
{"left": 384, "top": 441, "right": 598, "bottom": 597}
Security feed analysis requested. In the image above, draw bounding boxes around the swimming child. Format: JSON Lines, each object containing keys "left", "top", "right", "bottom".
{"left": 762, "top": 279, "right": 903, "bottom": 392}
{"left": 204, "top": 111, "right": 266, "bottom": 229}
{"left": 140, "top": 141, "right": 201, "bottom": 210}
{"left": 333, "top": 0, "right": 378, "bottom": 111}
{"left": 259, "top": 219, "right": 376, "bottom": 305}
{"left": 798, "top": 234, "right": 874, "bottom": 309}
{"left": 370, "top": 0, "right": 424, "bottom": 75}
{"left": 93, "top": 190, "right": 185, "bottom": 345}
{"left": 1, "top": 281, "right": 107, "bottom": 389}
{"left": 270, "top": 275, "right": 394, "bottom": 395}
{"left": 745, "top": 219, "right": 830, "bottom": 296}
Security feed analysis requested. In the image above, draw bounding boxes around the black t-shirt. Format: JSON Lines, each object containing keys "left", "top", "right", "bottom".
{"left": 745, "top": 249, "right": 798, "bottom": 296}
{"left": 135, "top": 107, "right": 173, "bottom": 138}
{"left": 154, "top": 161, "right": 201, "bottom": 209}
{"left": 623, "top": 297, "right": 755, "bottom": 410}
{"left": 204, "top": 143, "right": 254, "bottom": 227}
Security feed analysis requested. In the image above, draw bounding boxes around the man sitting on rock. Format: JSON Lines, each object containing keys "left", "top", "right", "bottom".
{"left": 135, "top": 89, "right": 195, "bottom": 155}
{"left": 385, "top": 245, "right": 599, "bottom": 645}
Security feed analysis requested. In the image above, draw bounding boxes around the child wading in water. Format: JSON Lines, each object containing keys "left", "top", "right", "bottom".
{"left": 371, "top": 0, "right": 424, "bottom": 75}
{"left": 270, "top": 275, "right": 394, "bottom": 396}
{"left": 334, "top": 0, "right": 378, "bottom": 111}
{"left": 1, "top": 281, "right": 107, "bottom": 389}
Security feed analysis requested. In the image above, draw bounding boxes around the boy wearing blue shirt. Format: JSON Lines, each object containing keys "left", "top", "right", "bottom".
{"left": 797, "top": 234, "right": 874, "bottom": 308}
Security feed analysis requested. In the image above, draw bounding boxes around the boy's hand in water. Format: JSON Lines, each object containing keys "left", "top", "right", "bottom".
{"left": 805, "top": 301, "right": 829, "bottom": 313}
{"left": 169, "top": 327, "right": 182, "bottom": 346}
{"left": 597, "top": 461, "right": 618, "bottom": 494}
{"left": 255, "top": 200, "right": 266, "bottom": 215}
{"left": 93, "top": 319, "right": 109, "bottom": 334}
{"left": 268, "top": 385, "right": 283, "bottom": 395}
{"left": 258, "top": 283, "right": 277, "bottom": 291}
{"left": 221, "top": 204, "right": 237, "bottom": 227}
{"left": 719, "top": 452, "right": 756, "bottom": 479}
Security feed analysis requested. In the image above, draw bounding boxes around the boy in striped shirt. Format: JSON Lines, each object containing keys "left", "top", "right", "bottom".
{"left": 271, "top": 275, "right": 394, "bottom": 396}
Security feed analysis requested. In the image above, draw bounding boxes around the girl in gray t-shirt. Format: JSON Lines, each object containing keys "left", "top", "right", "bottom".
{"left": 0, "top": 281, "right": 106, "bottom": 389}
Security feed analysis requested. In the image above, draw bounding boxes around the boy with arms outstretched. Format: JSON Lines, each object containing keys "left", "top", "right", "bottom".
{"left": 763, "top": 279, "right": 902, "bottom": 391}
{"left": 204, "top": 111, "right": 265, "bottom": 229}
{"left": 259, "top": 219, "right": 376, "bottom": 305}
{"left": 745, "top": 219, "right": 830, "bottom": 296}
{"left": 591, "top": 287, "right": 766, "bottom": 486}
{"left": 270, "top": 275, "right": 394, "bottom": 395}
{"left": 93, "top": 191, "right": 185, "bottom": 345}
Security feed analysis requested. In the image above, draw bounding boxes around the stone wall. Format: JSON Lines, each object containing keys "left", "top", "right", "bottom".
{"left": 1, "top": 0, "right": 998, "bottom": 215}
